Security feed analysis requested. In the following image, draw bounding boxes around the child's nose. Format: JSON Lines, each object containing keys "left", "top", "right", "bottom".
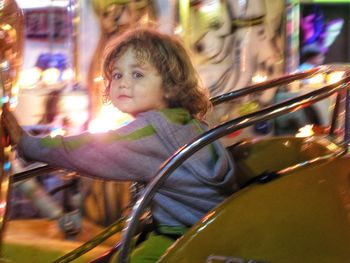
{"left": 119, "top": 77, "right": 130, "bottom": 89}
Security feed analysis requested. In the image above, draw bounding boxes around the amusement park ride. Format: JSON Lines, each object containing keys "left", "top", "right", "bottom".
{"left": 1, "top": 0, "right": 350, "bottom": 262}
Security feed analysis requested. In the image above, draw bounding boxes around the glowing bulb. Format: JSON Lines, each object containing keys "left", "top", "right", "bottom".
{"left": 18, "top": 67, "right": 42, "bottom": 87}
{"left": 174, "top": 25, "right": 183, "bottom": 35}
{"left": 61, "top": 68, "right": 74, "bottom": 81}
{"left": 0, "top": 60, "right": 9, "bottom": 70}
{"left": 327, "top": 71, "right": 344, "bottom": 84}
{"left": 252, "top": 73, "right": 267, "bottom": 83}
{"left": 42, "top": 67, "right": 60, "bottom": 85}
{"left": 296, "top": 125, "right": 314, "bottom": 138}
{"left": 93, "top": 76, "right": 104, "bottom": 83}
{"left": 199, "top": 0, "right": 220, "bottom": 13}
{"left": 139, "top": 14, "right": 150, "bottom": 25}
{"left": 308, "top": 74, "right": 324, "bottom": 85}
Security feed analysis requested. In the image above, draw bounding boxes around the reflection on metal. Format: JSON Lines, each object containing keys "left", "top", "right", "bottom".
{"left": 210, "top": 66, "right": 322, "bottom": 106}
{"left": 117, "top": 64, "right": 350, "bottom": 263}
{"left": 51, "top": 216, "right": 125, "bottom": 263}
{"left": 11, "top": 164, "right": 59, "bottom": 183}
{"left": 0, "top": 0, "right": 24, "bottom": 256}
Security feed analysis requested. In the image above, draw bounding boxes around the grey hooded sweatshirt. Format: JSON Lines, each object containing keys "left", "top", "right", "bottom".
{"left": 17, "top": 108, "right": 237, "bottom": 228}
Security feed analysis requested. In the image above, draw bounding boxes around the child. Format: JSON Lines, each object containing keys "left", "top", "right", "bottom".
{"left": 2, "top": 28, "right": 237, "bottom": 261}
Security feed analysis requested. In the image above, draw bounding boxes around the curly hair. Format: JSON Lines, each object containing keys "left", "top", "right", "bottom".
{"left": 102, "top": 27, "right": 211, "bottom": 119}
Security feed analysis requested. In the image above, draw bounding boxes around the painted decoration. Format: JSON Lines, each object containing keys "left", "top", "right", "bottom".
{"left": 182, "top": 0, "right": 285, "bottom": 141}
{"left": 300, "top": 5, "right": 344, "bottom": 55}
{"left": 187, "top": 0, "right": 283, "bottom": 96}
{"left": 23, "top": 8, "right": 70, "bottom": 40}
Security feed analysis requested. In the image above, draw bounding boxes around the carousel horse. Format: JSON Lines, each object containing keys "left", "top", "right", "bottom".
{"left": 189, "top": 0, "right": 283, "bottom": 98}
{"left": 187, "top": 0, "right": 284, "bottom": 141}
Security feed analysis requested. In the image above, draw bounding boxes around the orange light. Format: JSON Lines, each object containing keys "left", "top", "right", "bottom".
{"left": 88, "top": 105, "right": 133, "bottom": 133}
{"left": 296, "top": 124, "right": 314, "bottom": 137}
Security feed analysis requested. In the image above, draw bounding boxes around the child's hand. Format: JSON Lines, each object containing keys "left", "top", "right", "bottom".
{"left": 1, "top": 107, "right": 24, "bottom": 145}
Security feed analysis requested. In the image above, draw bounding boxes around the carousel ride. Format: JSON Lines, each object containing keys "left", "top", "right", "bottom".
{"left": 6, "top": 64, "right": 350, "bottom": 263}
{"left": 1, "top": 0, "right": 350, "bottom": 262}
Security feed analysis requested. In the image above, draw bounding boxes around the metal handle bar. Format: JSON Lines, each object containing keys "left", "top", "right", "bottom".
{"left": 210, "top": 64, "right": 338, "bottom": 105}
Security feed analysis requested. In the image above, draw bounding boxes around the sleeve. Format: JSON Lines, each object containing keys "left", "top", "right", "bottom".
{"left": 17, "top": 116, "right": 166, "bottom": 182}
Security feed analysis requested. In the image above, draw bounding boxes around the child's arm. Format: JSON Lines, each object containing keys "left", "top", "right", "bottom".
{"left": 13, "top": 116, "right": 163, "bottom": 182}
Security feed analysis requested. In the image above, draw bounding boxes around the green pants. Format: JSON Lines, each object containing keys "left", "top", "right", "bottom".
{"left": 130, "top": 232, "right": 175, "bottom": 262}
{"left": 112, "top": 226, "right": 187, "bottom": 262}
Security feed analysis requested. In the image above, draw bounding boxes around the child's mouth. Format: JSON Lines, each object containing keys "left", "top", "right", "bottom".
{"left": 118, "top": 95, "right": 131, "bottom": 99}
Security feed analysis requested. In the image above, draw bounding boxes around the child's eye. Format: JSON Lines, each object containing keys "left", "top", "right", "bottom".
{"left": 132, "top": 71, "right": 144, "bottom": 79}
{"left": 113, "top": 72, "right": 122, "bottom": 80}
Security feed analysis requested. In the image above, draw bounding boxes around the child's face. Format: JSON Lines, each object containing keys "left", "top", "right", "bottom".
{"left": 109, "top": 48, "right": 168, "bottom": 116}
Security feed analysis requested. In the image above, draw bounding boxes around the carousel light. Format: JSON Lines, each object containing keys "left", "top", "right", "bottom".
{"left": 0, "top": 24, "right": 12, "bottom": 33}
{"left": 18, "top": 67, "right": 42, "bottom": 87}
{"left": 0, "top": 60, "right": 9, "bottom": 70}
{"left": 174, "top": 25, "right": 183, "bottom": 35}
{"left": 139, "top": 14, "right": 150, "bottom": 25}
{"left": 61, "top": 68, "right": 74, "bottom": 81}
{"left": 296, "top": 124, "right": 314, "bottom": 138}
{"left": 9, "top": 95, "right": 18, "bottom": 108}
{"left": 199, "top": 0, "right": 220, "bottom": 13}
{"left": 327, "top": 71, "right": 345, "bottom": 84}
{"left": 93, "top": 75, "right": 104, "bottom": 83}
{"left": 11, "top": 83, "right": 19, "bottom": 95}
{"left": 252, "top": 73, "right": 268, "bottom": 83}
{"left": 61, "top": 94, "right": 89, "bottom": 130}
{"left": 0, "top": 201, "right": 6, "bottom": 210}
{"left": 308, "top": 73, "right": 324, "bottom": 85}
{"left": 88, "top": 105, "right": 132, "bottom": 133}
{"left": 16, "top": 0, "right": 69, "bottom": 9}
{"left": 42, "top": 67, "right": 61, "bottom": 85}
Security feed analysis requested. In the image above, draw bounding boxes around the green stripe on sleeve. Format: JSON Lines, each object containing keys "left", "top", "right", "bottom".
{"left": 40, "top": 125, "right": 156, "bottom": 151}
{"left": 160, "top": 108, "right": 191, "bottom": 124}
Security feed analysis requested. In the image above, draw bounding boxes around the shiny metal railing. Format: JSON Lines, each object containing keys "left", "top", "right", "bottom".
{"left": 10, "top": 65, "right": 340, "bottom": 184}
{"left": 210, "top": 65, "right": 324, "bottom": 105}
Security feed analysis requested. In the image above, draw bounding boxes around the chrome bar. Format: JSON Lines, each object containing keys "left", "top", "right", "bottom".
{"left": 11, "top": 164, "right": 60, "bottom": 184}
{"left": 345, "top": 89, "right": 350, "bottom": 144}
{"left": 329, "top": 93, "right": 341, "bottom": 138}
{"left": 210, "top": 66, "right": 324, "bottom": 105}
